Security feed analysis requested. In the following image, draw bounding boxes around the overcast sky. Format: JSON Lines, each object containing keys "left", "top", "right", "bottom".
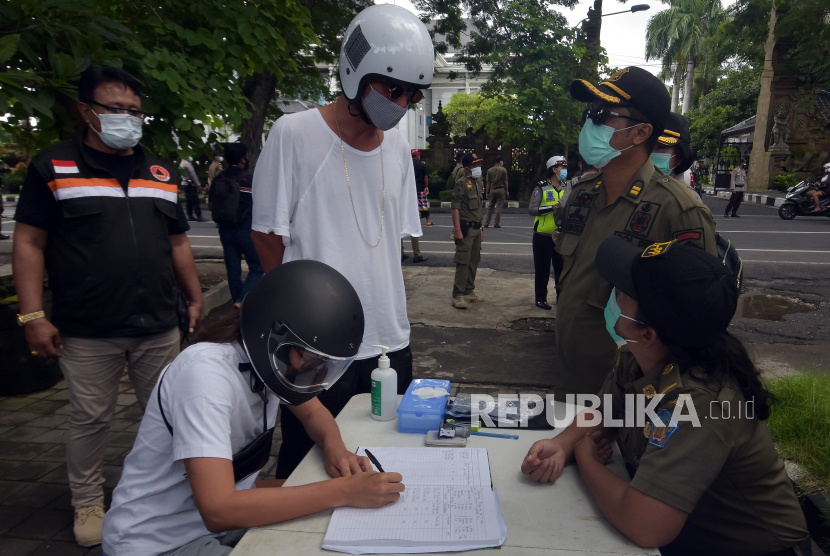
{"left": 377, "top": 0, "right": 738, "bottom": 77}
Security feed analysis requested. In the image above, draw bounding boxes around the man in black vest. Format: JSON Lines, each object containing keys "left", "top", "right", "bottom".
{"left": 12, "top": 66, "right": 203, "bottom": 548}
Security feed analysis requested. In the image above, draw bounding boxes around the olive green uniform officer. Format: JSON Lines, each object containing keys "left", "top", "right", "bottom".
{"left": 451, "top": 153, "right": 484, "bottom": 309}
{"left": 484, "top": 155, "right": 509, "bottom": 228}
{"left": 554, "top": 67, "right": 717, "bottom": 397}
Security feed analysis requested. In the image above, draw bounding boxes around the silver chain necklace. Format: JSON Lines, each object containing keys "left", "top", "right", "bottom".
{"left": 334, "top": 98, "right": 385, "bottom": 248}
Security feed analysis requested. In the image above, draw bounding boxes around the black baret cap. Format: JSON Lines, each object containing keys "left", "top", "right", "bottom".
{"left": 595, "top": 236, "right": 739, "bottom": 348}
{"left": 461, "top": 153, "right": 483, "bottom": 167}
{"left": 570, "top": 67, "right": 670, "bottom": 137}
{"left": 658, "top": 112, "right": 691, "bottom": 147}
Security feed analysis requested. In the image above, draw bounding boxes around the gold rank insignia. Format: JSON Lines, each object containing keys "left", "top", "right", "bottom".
{"left": 644, "top": 421, "right": 652, "bottom": 438}
{"left": 593, "top": 180, "right": 602, "bottom": 191}
{"left": 674, "top": 393, "right": 692, "bottom": 408}
{"left": 615, "top": 352, "right": 621, "bottom": 367}
{"left": 662, "top": 364, "right": 674, "bottom": 375}
{"left": 641, "top": 239, "right": 677, "bottom": 258}
{"left": 607, "top": 68, "right": 630, "bottom": 82}
{"left": 643, "top": 384, "right": 656, "bottom": 399}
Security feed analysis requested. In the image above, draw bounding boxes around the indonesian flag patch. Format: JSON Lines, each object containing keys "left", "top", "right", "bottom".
{"left": 52, "top": 160, "right": 79, "bottom": 174}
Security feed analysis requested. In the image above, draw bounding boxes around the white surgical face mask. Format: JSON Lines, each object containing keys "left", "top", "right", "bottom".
{"left": 89, "top": 109, "right": 143, "bottom": 150}
{"left": 361, "top": 84, "right": 407, "bottom": 131}
{"left": 471, "top": 167, "right": 482, "bottom": 179}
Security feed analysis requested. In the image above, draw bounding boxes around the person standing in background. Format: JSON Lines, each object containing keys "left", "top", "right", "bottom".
{"left": 179, "top": 156, "right": 204, "bottom": 222}
{"left": 529, "top": 156, "right": 566, "bottom": 309}
{"left": 208, "top": 143, "right": 264, "bottom": 308}
{"left": 402, "top": 149, "right": 430, "bottom": 263}
{"left": 207, "top": 148, "right": 224, "bottom": 188}
{"left": 484, "top": 155, "right": 509, "bottom": 229}
{"left": 724, "top": 159, "right": 747, "bottom": 217}
{"left": 451, "top": 153, "right": 485, "bottom": 309}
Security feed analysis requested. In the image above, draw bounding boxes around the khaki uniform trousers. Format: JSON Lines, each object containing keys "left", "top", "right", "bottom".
{"left": 453, "top": 227, "right": 482, "bottom": 297}
{"left": 59, "top": 326, "right": 180, "bottom": 508}
{"left": 402, "top": 237, "right": 421, "bottom": 258}
{"left": 484, "top": 189, "right": 506, "bottom": 227}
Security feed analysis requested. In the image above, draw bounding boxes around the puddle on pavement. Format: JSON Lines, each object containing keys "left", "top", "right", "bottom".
{"left": 734, "top": 294, "right": 816, "bottom": 321}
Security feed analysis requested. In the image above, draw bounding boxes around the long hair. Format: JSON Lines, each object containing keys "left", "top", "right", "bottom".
{"left": 635, "top": 313, "right": 775, "bottom": 420}
{"left": 192, "top": 309, "right": 243, "bottom": 345}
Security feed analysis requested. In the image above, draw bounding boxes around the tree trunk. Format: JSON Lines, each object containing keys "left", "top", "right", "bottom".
{"left": 239, "top": 70, "right": 277, "bottom": 172}
{"left": 671, "top": 63, "right": 681, "bottom": 113}
{"left": 682, "top": 57, "right": 695, "bottom": 115}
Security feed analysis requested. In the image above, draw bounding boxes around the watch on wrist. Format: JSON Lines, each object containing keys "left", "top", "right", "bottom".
{"left": 17, "top": 311, "right": 45, "bottom": 327}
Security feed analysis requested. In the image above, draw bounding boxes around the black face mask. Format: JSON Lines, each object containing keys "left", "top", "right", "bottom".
{"left": 157, "top": 363, "right": 274, "bottom": 484}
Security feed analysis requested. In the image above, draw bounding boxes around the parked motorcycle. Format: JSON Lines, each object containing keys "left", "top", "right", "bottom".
{"left": 778, "top": 181, "right": 830, "bottom": 220}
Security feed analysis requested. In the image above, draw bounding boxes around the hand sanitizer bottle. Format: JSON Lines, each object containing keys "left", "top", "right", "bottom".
{"left": 370, "top": 345, "right": 397, "bottom": 421}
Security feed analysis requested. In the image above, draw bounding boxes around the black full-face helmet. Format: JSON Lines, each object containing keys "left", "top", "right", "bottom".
{"left": 240, "top": 260, "right": 365, "bottom": 405}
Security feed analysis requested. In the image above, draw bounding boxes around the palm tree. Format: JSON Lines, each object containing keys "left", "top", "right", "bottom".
{"left": 645, "top": 0, "right": 725, "bottom": 114}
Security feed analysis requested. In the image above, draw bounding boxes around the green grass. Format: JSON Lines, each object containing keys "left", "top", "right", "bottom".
{"left": 766, "top": 373, "right": 830, "bottom": 493}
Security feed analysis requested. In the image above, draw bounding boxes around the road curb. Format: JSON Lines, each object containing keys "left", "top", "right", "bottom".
{"left": 702, "top": 188, "right": 785, "bottom": 208}
{"left": 202, "top": 280, "right": 231, "bottom": 317}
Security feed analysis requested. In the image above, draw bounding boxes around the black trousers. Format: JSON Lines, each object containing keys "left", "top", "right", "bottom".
{"left": 275, "top": 346, "right": 414, "bottom": 479}
{"left": 724, "top": 191, "right": 744, "bottom": 215}
{"left": 184, "top": 187, "right": 202, "bottom": 218}
{"left": 532, "top": 233, "right": 563, "bottom": 302}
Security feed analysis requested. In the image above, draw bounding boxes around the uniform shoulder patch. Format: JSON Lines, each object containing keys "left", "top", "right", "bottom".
{"left": 641, "top": 239, "right": 677, "bottom": 258}
{"left": 648, "top": 409, "right": 679, "bottom": 449}
{"left": 674, "top": 228, "right": 703, "bottom": 243}
{"left": 150, "top": 165, "right": 171, "bottom": 182}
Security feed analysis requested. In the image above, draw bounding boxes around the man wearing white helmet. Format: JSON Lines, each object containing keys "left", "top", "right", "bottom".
{"left": 806, "top": 162, "right": 830, "bottom": 212}
{"left": 251, "top": 5, "right": 434, "bottom": 479}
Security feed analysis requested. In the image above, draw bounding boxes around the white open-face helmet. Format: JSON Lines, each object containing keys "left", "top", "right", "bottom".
{"left": 546, "top": 156, "right": 566, "bottom": 169}
{"left": 339, "top": 5, "right": 434, "bottom": 103}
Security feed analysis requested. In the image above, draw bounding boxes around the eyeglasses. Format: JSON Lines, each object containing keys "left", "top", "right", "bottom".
{"left": 372, "top": 81, "right": 424, "bottom": 104}
{"left": 86, "top": 101, "right": 147, "bottom": 119}
{"left": 582, "top": 108, "right": 646, "bottom": 127}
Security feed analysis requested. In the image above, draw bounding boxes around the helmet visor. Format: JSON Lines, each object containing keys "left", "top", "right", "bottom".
{"left": 267, "top": 324, "right": 355, "bottom": 394}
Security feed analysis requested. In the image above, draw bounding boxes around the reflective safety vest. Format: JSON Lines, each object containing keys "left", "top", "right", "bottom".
{"left": 534, "top": 185, "right": 564, "bottom": 235}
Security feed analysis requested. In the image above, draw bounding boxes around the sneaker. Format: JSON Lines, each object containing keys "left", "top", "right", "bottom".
{"left": 463, "top": 290, "right": 483, "bottom": 303}
{"left": 493, "top": 225, "right": 501, "bottom": 228}
{"left": 452, "top": 296, "right": 469, "bottom": 309}
{"left": 536, "top": 300, "right": 552, "bottom": 310}
{"left": 0, "top": 233, "right": 9, "bottom": 240}
{"left": 74, "top": 504, "right": 104, "bottom": 547}
{"left": 401, "top": 253, "right": 409, "bottom": 262}
{"left": 196, "top": 216, "right": 207, "bottom": 222}
{"left": 483, "top": 224, "right": 490, "bottom": 228}
{"left": 413, "top": 255, "right": 429, "bottom": 263}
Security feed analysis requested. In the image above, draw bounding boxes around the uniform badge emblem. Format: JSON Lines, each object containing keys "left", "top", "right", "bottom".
{"left": 662, "top": 364, "right": 674, "bottom": 375}
{"left": 150, "top": 165, "right": 171, "bottom": 182}
{"left": 648, "top": 409, "right": 679, "bottom": 449}
{"left": 643, "top": 385, "right": 656, "bottom": 399}
{"left": 630, "top": 212, "right": 651, "bottom": 233}
{"left": 641, "top": 240, "right": 677, "bottom": 258}
{"left": 644, "top": 421, "right": 652, "bottom": 438}
{"left": 607, "top": 68, "right": 630, "bottom": 82}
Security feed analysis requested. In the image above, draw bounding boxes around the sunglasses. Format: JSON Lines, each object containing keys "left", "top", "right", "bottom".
{"left": 581, "top": 108, "right": 646, "bottom": 127}
{"left": 372, "top": 81, "right": 424, "bottom": 104}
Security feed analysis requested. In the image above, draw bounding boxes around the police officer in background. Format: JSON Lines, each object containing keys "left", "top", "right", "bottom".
{"left": 529, "top": 156, "right": 566, "bottom": 309}
{"left": 179, "top": 156, "right": 205, "bottom": 222}
{"left": 451, "top": 153, "right": 485, "bottom": 309}
{"left": 484, "top": 154, "right": 509, "bottom": 228}
{"left": 554, "top": 66, "right": 716, "bottom": 397}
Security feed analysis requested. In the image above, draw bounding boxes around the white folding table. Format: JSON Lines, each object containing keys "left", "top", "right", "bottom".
{"left": 231, "top": 394, "right": 659, "bottom": 556}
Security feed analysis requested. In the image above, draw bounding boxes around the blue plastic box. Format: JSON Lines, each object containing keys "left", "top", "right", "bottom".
{"left": 397, "top": 379, "right": 451, "bottom": 434}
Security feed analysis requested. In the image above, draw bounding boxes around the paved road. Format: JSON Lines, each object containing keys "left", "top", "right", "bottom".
{"left": 3, "top": 197, "right": 828, "bottom": 282}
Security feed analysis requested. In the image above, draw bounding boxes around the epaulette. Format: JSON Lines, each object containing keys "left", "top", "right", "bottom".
{"left": 654, "top": 173, "right": 699, "bottom": 211}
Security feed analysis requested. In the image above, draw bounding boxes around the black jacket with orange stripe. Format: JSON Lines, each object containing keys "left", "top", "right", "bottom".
{"left": 22, "top": 135, "right": 186, "bottom": 338}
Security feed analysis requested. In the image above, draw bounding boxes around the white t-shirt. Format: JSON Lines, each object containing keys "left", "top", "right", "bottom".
{"left": 102, "top": 342, "right": 280, "bottom": 556}
{"left": 252, "top": 109, "right": 421, "bottom": 359}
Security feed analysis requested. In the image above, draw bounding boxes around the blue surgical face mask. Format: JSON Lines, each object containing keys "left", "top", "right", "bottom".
{"left": 558, "top": 169, "right": 568, "bottom": 181}
{"left": 604, "top": 287, "right": 645, "bottom": 347}
{"left": 188, "top": 156, "right": 193, "bottom": 162}
{"left": 578, "top": 120, "right": 639, "bottom": 169}
{"left": 650, "top": 152, "right": 675, "bottom": 175}
{"left": 219, "top": 156, "right": 224, "bottom": 162}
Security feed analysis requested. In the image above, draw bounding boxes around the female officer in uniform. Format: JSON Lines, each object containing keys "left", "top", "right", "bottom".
{"left": 650, "top": 112, "right": 698, "bottom": 198}
{"left": 521, "top": 237, "right": 810, "bottom": 556}
{"left": 103, "top": 261, "right": 404, "bottom": 556}
{"left": 529, "top": 156, "right": 567, "bottom": 309}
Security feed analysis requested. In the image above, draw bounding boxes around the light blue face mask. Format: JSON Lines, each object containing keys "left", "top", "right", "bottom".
{"left": 650, "top": 152, "right": 676, "bottom": 175}
{"left": 219, "top": 156, "right": 224, "bottom": 162}
{"left": 578, "top": 121, "right": 639, "bottom": 169}
{"left": 604, "top": 287, "right": 645, "bottom": 347}
{"left": 558, "top": 169, "right": 568, "bottom": 181}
